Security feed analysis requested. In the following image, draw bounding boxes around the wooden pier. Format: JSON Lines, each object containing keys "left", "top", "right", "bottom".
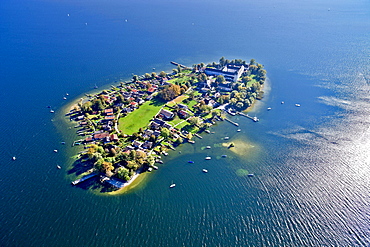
{"left": 170, "top": 61, "right": 191, "bottom": 70}
{"left": 225, "top": 118, "right": 239, "bottom": 126}
{"left": 71, "top": 172, "right": 98, "bottom": 186}
{"left": 238, "top": 112, "right": 259, "bottom": 122}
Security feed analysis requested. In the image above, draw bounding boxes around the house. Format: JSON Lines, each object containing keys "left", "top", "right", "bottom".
{"left": 104, "top": 108, "right": 113, "bottom": 114}
{"left": 94, "top": 132, "right": 110, "bottom": 140}
{"left": 178, "top": 110, "right": 189, "bottom": 118}
{"left": 132, "top": 140, "right": 143, "bottom": 148}
{"left": 104, "top": 115, "right": 115, "bottom": 121}
{"left": 142, "top": 141, "right": 153, "bottom": 149}
{"left": 159, "top": 109, "right": 174, "bottom": 120}
{"left": 178, "top": 104, "right": 188, "bottom": 110}
{"left": 110, "top": 134, "right": 119, "bottom": 142}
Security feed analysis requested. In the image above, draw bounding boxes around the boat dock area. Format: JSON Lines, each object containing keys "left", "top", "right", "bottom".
{"left": 71, "top": 173, "right": 98, "bottom": 185}
{"left": 225, "top": 118, "right": 239, "bottom": 126}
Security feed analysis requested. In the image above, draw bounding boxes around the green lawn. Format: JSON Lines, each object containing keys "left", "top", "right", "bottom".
{"left": 118, "top": 100, "right": 165, "bottom": 135}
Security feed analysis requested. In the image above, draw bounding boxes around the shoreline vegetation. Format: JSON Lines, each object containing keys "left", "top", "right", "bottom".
{"left": 66, "top": 57, "right": 266, "bottom": 194}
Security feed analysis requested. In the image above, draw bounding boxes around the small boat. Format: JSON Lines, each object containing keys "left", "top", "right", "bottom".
{"left": 188, "top": 161, "right": 194, "bottom": 164}
{"left": 12, "top": 156, "right": 16, "bottom": 161}
{"left": 50, "top": 109, "right": 55, "bottom": 113}
{"left": 202, "top": 169, "right": 208, "bottom": 173}
{"left": 153, "top": 166, "right": 159, "bottom": 170}
{"left": 47, "top": 106, "right": 51, "bottom": 108}
{"left": 147, "top": 167, "right": 153, "bottom": 172}
{"left": 205, "top": 156, "right": 211, "bottom": 160}
{"left": 247, "top": 173, "right": 254, "bottom": 177}
{"left": 66, "top": 93, "right": 69, "bottom": 96}
{"left": 237, "top": 129, "right": 241, "bottom": 132}
{"left": 53, "top": 149, "right": 58, "bottom": 153}
{"left": 57, "top": 165, "right": 61, "bottom": 169}
{"left": 63, "top": 97, "right": 67, "bottom": 100}
{"left": 206, "top": 146, "right": 211, "bottom": 149}
{"left": 61, "top": 142, "right": 66, "bottom": 145}
{"left": 267, "top": 107, "right": 272, "bottom": 111}
{"left": 170, "top": 183, "right": 176, "bottom": 188}
{"left": 281, "top": 101, "right": 285, "bottom": 104}
{"left": 295, "top": 104, "right": 301, "bottom": 107}
{"left": 253, "top": 117, "right": 259, "bottom": 122}
{"left": 224, "top": 137, "right": 229, "bottom": 140}
{"left": 221, "top": 155, "right": 227, "bottom": 158}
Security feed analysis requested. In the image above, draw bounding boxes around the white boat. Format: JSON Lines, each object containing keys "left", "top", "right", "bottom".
{"left": 221, "top": 155, "right": 227, "bottom": 158}
{"left": 202, "top": 169, "right": 208, "bottom": 173}
{"left": 247, "top": 173, "right": 254, "bottom": 177}
{"left": 63, "top": 97, "right": 67, "bottom": 100}
{"left": 295, "top": 103, "right": 301, "bottom": 107}
{"left": 206, "top": 146, "right": 211, "bottom": 149}
{"left": 53, "top": 149, "right": 58, "bottom": 153}
{"left": 281, "top": 101, "right": 285, "bottom": 104}
{"left": 205, "top": 156, "right": 211, "bottom": 160}
{"left": 57, "top": 165, "right": 61, "bottom": 169}
{"left": 267, "top": 107, "right": 272, "bottom": 111}
{"left": 253, "top": 117, "right": 259, "bottom": 122}
{"left": 148, "top": 167, "right": 153, "bottom": 172}
{"left": 237, "top": 129, "right": 241, "bottom": 132}
{"left": 224, "top": 136, "right": 229, "bottom": 140}
{"left": 170, "top": 183, "right": 176, "bottom": 188}
{"left": 12, "top": 156, "right": 16, "bottom": 161}
{"left": 50, "top": 109, "right": 55, "bottom": 113}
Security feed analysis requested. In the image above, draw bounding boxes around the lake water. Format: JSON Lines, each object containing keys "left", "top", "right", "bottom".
{"left": 1, "top": 0, "right": 369, "bottom": 246}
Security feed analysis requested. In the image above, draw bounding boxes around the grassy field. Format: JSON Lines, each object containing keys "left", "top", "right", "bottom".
{"left": 118, "top": 100, "right": 165, "bottom": 135}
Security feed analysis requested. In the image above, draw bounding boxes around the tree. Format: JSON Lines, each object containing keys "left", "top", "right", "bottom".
{"left": 249, "top": 59, "right": 256, "bottom": 66}
{"left": 159, "top": 71, "right": 167, "bottom": 78}
{"left": 160, "top": 127, "right": 170, "bottom": 139}
{"left": 219, "top": 56, "right": 226, "bottom": 67}
{"left": 189, "top": 117, "right": 202, "bottom": 127}
{"left": 132, "top": 75, "right": 138, "bottom": 82}
{"left": 215, "top": 75, "right": 225, "bottom": 84}
{"left": 151, "top": 72, "right": 157, "bottom": 79}
{"left": 81, "top": 101, "right": 92, "bottom": 112}
{"left": 116, "top": 167, "right": 131, "bottom": 181}
{"left": 144, "top": 73, "right": 151, "bottom": 79}
{"left": 159, "top": 84, "right": 181, "bottom": 101}
{"left": 198, "top": 73, "right": 207, "bottom": 82}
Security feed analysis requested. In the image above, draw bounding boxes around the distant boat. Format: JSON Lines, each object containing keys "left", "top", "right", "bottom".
{"left": 12, "top": 156, "right": 16, "bottom": 161}
{"left": 253, "top": 117, "right": 259, "bottom": 122}
{"left": 57, "top": 165, "right": 61, "bottom": 169}
{"left": 61, "top": 142, "right": 65, "bottom": 145}
{"left": 66, "top": 93, "right": 69, "bottom": 96}
{"left": 267, "top": 107, "right": 272, "bottom": 111}
{"left": 247, "top": 173, "right": 254, "bottom": 177}
{"left": 237, "top": 129, "right": 241, "bottom": 132}
{"left": 202, "top": 169, "right": 208, "bottom": 173}
{"left": 281, "top": 101, "right": 285, "bottom": 104}
{"left": 295, "top": 103, "right": 301, "bottom": 107}
{"left": 170, "top": 183, "right": 176, "bottom": 188}
{"left": 148, "top": 167, "right": 153, "bottom": 172}
{"left": 205, "top": 156, "right": 211, "bottom": 160}
{"left": 47, "top": 106, "right": 51, "bottom": 108}
{"left": 224, "top": 136, "right": 229, "bottom": 140}
{"left": 221, "top": 155, "right": 227, "bottom": 158}
{"left": 152, "top": 166, "right": 159, "bottom": 170}
{"left": 63, "top": 97, "right": 67, "bottom": 100}
{"left": 206, "top": 146, "right": 211, "bottom": 149}
{"left": 188, "top": 161, "right": 194, "bottom": 164}
{"left": 53, "top": 149, "right": 58, "bottom": 153}
{"left": 50, "top": 109, "right": 55, "bottom": 113}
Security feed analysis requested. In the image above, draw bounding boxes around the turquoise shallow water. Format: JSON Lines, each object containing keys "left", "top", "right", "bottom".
{"left": 1, "top": 0, "right": 369, "bottom": 246}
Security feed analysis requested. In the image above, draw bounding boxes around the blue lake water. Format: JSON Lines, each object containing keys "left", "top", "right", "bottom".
{"left": 1, "top": 0, "right": 369, "bottom": 246}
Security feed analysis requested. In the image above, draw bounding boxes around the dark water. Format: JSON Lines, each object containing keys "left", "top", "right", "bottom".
{"left": 1, "top": 0, "right": 369, "bottom": 246}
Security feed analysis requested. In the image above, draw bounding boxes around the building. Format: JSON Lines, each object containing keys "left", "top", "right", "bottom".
{"left": 204, "top": 64, "right": 245, "bottom": 82}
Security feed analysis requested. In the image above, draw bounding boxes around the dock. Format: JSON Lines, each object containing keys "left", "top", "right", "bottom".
{"left": 170, "top": 61, "right": 191, "bottom": 70}
{"left": 71, "top": 172, "right": 98, "bottom": 185}
{"left": 238, "top": 112, "right": 259, "bottom": 122}
{"left": 225, "top": 118, "right": 239, "bottom": 126}
{"left": 194, "top": 133, "right": 203, "bottom": 139}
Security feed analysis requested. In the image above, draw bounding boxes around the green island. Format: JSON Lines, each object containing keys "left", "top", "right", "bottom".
{"left": 67, "top": 57, "right": 266, "bottom": 193}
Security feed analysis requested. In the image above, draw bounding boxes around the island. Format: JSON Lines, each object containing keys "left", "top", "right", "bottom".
{"left": 66, "top": 57, "right": 266, "bottom": 193}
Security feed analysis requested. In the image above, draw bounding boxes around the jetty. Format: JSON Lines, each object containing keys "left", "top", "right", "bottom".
{"left": 238, "top": 112, "right": 259, "bottom": 122}
{"left": 71, "top": 172, "right": 98, "bottom": 185}
{"left": 194, "top": 133, "right": 203, "bottom": 139}
{"left": 225, "top": 118, "right": 239, "bottom": 126}
{"left": 170, "top": 61, "right": 191, "bottom": 70}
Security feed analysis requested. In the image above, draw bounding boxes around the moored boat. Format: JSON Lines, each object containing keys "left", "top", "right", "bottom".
{"left": 202, "top": 169, "right": 208, "bottom": 173}
{"left": 205, "top": 156, "right": 211, "bottom": 160}
{"left": 170, "top": 183, "right": 176, "bottom": 188}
